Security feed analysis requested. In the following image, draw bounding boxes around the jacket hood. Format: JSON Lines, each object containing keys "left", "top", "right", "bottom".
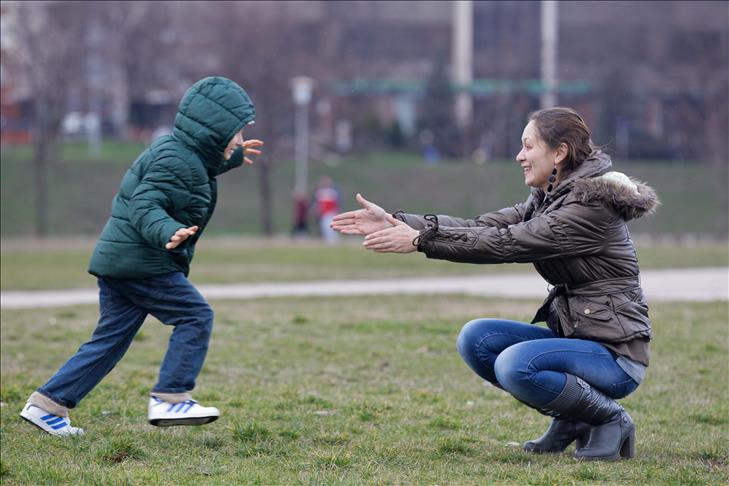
{"left": 527, "top": 151, "right": 659, "bottom": 221}
{"left": 572, "top": 170, "right": 660, "bottom": 221}
{"left": 172, "top": 76, "right": 256, "bottom": 176}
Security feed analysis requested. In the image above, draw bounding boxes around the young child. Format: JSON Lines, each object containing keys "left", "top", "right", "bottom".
{"left": 20, "top": 76, "right": 263, "bottom": 436}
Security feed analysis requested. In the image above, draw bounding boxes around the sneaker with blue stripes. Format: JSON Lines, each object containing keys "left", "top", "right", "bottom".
{"left": 20, "top": 402, "right": 84, "bottom": 437}
{"left": 148, "top": 396, "right": 220, "bottom": 427}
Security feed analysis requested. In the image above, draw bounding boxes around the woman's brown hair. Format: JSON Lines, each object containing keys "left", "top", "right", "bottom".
{"left": 528, "top": 107, "right": 597, "bottom": 174}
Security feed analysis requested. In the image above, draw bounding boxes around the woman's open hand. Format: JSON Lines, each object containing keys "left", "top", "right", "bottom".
{"left": 363, "top": 214, "right": 419, "bottom": 253}
{"left": 330, "top": 193, "right": 394, "bottom": 236}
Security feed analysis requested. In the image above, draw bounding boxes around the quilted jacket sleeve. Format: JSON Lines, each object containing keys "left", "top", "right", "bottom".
{"left": 417, "top": 198, "right": 617, "bottom": 264}
{"left": 394, "top": 202, "right": 528, "bottom": 230}
{"left": 128, "top": 157, "right": 192, "bottom": 249}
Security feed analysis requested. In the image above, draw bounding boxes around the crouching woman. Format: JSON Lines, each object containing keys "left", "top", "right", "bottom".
{"left": 331, "top": 107, "right": 659, "bottom": 461}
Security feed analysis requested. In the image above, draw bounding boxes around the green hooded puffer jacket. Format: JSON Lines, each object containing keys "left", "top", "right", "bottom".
{"left": 88, "top": 76, "right": 255, "bottom": 279}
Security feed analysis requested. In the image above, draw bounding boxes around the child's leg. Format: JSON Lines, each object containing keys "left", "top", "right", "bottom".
{"left": 132, "top": 272, "right": 214, "bottom": 396}
{"left": 35, "top": 279, "right": 148, "bottom": 411}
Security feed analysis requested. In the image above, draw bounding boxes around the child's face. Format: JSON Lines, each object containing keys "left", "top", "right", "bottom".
{"left": 224, "top": 129, "right": 245, "bottom": 160}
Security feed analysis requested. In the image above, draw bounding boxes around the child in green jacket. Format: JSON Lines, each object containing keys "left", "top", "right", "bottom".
{"left": 21, "top": 76, "right": 263, "bottom": 436}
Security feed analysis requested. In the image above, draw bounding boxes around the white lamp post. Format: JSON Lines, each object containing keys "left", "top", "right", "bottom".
{"left": 291, "top": 76, "right": 315, "bottom": 195}
{"left": 540, "top": 0, "right": 558, "bottom": 108}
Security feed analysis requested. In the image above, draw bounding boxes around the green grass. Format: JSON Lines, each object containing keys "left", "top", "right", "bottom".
{"left": 2, "top": 142, "right": 728, "bottom": 237}
{"left": 1, "top": 296, "right": 727, "bottom": 484}
{"left": 1, "top": 238, "right": 727, "bottom": 291}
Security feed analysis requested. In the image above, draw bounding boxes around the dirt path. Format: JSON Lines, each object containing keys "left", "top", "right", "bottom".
{"left": 2, "top": 267, "right": 726, "bottom": 309}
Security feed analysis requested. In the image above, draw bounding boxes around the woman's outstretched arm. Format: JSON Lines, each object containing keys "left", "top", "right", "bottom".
{"left": 332, "top": 193, "right": 531, "bottom": 235}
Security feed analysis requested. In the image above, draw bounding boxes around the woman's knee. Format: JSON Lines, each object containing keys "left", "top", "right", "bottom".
{"left": 456, "top": 318, "right": 500, "bottom": 359}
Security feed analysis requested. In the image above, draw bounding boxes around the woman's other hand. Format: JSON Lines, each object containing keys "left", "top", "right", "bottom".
{"left": 363, "top": 214, "right": 418, "bottom": 253}
{"left": 330, "top": 193, "right": 394, "bottom": 236}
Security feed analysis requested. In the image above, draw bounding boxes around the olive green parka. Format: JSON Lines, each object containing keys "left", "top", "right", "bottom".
{"left": 88, "top": 76, "right": 255, "bottom": 279}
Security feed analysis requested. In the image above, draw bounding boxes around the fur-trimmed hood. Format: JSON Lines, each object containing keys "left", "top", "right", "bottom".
{"left": 526, "top": 151, "right": 660, "bottom": 221}
{"left": 572, "top": 171, "right": 660, "bottom": 221}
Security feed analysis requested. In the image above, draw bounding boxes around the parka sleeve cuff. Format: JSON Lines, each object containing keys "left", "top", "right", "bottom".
{"left": 217, "top": 146, "right": 245, "bottom": 174}
{"left": 413, "top": 214, "right": 440, "bottom": 253}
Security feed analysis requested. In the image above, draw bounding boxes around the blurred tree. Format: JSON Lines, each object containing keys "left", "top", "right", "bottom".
{"left": 419, "top": 58, "right": 461, "bottom": 158}
{"left": 192, "top": 2, "right": 294, "bottom": 236}
{"left": 359, "top": 107, "right": 385, "bottom": 151}
{"left": 189, "top": 2, "right": 328, "bottom": 236}
{"left": 599, "top": 68, "right": 633, "bottom": 160}
{"left": 86, "top": 1, "right": 184, "bottom": 139}
{"left": 8, "top": 2, "right": 88, "bottom": 237}
{"left": 387, "top": 121, "right": 405, "bottom": 149}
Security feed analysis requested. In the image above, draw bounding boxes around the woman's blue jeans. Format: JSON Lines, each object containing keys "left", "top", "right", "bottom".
{"left": 38, "top": 272, "right": 214, "bottom": 408}
{"left": 456, "top": 319, "right": 638, "bottom": 408}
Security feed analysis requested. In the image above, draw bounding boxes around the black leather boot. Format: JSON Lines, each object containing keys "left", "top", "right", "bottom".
{"left": 510, "top": 384, "right": 590, "bottom": 454}
{"left": 575, "top": 410, "right": 635, "bottom": 461}
{"left": 523, "top": 417, "right": 591, "bottom": 453}
{"left": 537, "top": 374, "right": 636, "bottom": 461}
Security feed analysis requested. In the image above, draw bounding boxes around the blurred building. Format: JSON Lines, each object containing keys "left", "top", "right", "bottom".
{"left": 204, "top": 1, "right": 728, "bottom": 162}
{"left": 1, "top": 1, "right": 727, "bottom": 162}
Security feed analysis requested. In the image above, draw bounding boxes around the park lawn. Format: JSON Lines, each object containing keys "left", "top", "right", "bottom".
{"left": 1, "top": 295, "right": 727, "bottom": 485}
{"left": 1, "top": 238, "right": 727, "bottom": 291}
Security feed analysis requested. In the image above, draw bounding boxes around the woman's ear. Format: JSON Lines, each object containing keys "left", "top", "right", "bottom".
{"left": 555, "top": 143, "right": 569, "bottom": 165}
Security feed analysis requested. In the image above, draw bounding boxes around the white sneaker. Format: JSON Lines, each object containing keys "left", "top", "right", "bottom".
{"left": 148, "top": 396, "right": 220, "bottom": 427}
{"left": 20, "top": 402, "right": 85, "bottom": 437}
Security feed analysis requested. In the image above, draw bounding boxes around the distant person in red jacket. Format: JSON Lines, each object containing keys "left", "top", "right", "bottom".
{"left": 313, "top": 175, "right": 341, "bottom": 244}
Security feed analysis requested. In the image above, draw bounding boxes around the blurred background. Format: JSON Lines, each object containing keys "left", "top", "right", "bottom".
{"left": 1, "top": 0, "right": 727, "bottom": 240}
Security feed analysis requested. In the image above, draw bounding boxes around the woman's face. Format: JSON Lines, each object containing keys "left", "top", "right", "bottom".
{"left": 515, "top": 120, "right": 561, "bottom": 191}
{"left": 224, "top": 129, "right": 245, "bottom": 160}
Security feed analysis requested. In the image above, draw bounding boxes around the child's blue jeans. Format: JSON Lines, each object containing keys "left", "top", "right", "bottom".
{"left": 456, "top": 318, "right": 639, "bottom": 408}
{"left": 38, "top": 272, "right": 214, "bottom": 408}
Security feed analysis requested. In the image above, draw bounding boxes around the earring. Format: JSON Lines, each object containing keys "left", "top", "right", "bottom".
{"left": 546, "top": 165, "right": 557, "bottom": 193}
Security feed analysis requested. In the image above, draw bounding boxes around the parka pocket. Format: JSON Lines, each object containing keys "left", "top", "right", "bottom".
{"left": 567, "top": 295, "right": 621, "bottom": 342}
{"left": 565, "top": 291, "right": 652, "bottom": 343}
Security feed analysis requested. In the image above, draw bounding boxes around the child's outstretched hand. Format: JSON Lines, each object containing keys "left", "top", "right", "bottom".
{"left": 166, "top": 226, "right": 199, "bottom": 250}
{"left": 243, "top": 139, "right": 264, "bottom": 165}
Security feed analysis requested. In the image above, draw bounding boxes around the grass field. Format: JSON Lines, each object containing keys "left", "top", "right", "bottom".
{"left": 2, "top": 142, "right": 727, "bottom": 238}
{"left": 1, "top": 295, "right": 727, "bottom": 485}
{"left": 1, "top": 238, "right": 727, "bottom": 291}
{"left": 1, "top": 147, "right": 727, "bottom": 485}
